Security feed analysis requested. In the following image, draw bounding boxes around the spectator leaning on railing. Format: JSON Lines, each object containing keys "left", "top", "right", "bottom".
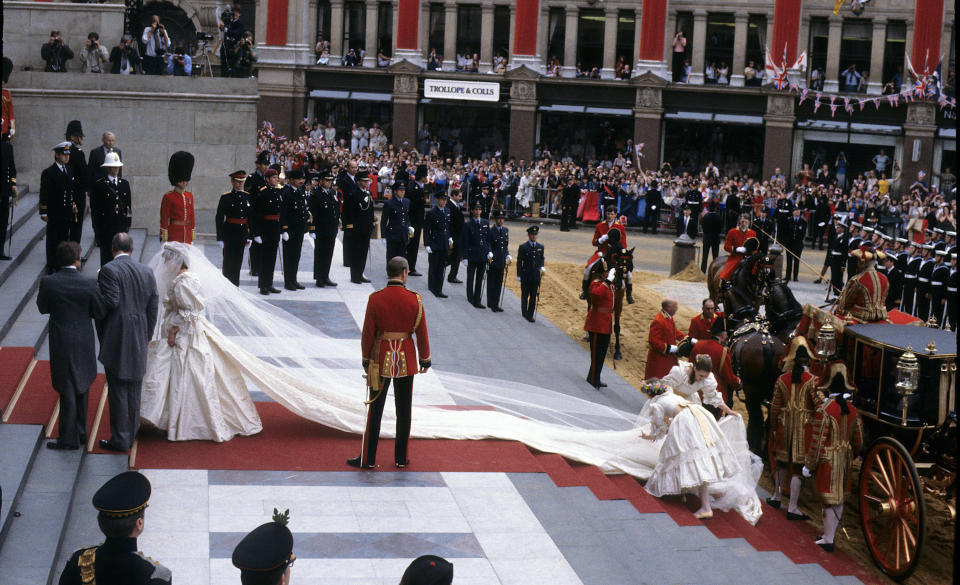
{"left": 42, "top": 30, "right": 74, "bottom": 72}
{"left": 81, "top": 32, "right": 109, "bottom": 73}
{"left": 110, "top": 35, "right": 142, "bottom": 74}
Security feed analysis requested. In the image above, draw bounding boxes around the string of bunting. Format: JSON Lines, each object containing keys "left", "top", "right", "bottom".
{"left": 787, "top": 83, "right": 957, "bottom": 117}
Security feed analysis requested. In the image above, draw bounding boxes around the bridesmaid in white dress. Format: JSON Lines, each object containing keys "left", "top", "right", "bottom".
{"left": 140, "top": 243, "right": 263, "bottom": 442}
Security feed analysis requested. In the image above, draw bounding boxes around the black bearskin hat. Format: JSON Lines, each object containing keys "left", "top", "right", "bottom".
{"left": 168, "top": 151, "right": 195, "bottom": 185}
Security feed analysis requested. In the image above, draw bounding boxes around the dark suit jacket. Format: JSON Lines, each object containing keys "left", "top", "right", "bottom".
{"left": 87, "top": 145, "right": 123, "bottom": 184}
{"left": 97, "top": 255, "right": 159, "bottom": 380}
{"left": 39, "top": 162, "right": 75, "bottom": 224}
{"left": 701, "top": 211, "right": 723, "bottom": 241}
{"left": 675, "top": 214, "right": 697, "bottom": 238}
{"left": 38, "top": 268, "right": 104, "bottom": 393}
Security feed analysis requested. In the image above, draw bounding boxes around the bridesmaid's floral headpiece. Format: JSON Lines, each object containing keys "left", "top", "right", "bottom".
{"left": 640, "top": 379, "right": 670, "bottom": 397}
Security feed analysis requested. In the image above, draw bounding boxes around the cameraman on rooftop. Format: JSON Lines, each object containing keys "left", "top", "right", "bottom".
{"left": 219, "top": 5, "right": 246, "bottom": 77}
{"left": 142, "top": 14, "right": 171, "bottom": 75}
{"left": 42, "top": 30, "right": 75, "bottom": 72}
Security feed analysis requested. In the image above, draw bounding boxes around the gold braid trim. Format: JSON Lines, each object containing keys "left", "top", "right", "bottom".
{"left": 79, "top": 547, "right": 97, "bottom": 584}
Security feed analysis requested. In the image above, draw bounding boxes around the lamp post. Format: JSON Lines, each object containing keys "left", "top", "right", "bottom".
{"left": 895, "top": 346, "right": 919, "bottom": 426}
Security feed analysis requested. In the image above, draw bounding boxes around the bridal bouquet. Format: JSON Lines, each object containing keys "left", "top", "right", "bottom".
{"left": 640, "top": 379, "right": 670, "bottom": 397}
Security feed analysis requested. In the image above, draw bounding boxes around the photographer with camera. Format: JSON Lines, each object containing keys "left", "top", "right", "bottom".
{"left": 671, "top": 30, "right": 687, "bottom": 83}
{"left": 166, "top": 46, "right": 192, "bottom": 76}
{"left": 232, "top": 32, "right": 257, "bottom": 78}
{"left": 141, "top": 14, "right": 171, "bottom": 75}
{"left": 41, "top": 30, "right": 75, "bottom": 73}
{"left": 110, "top": 35, "right": 142, "bottom": 74}
{"left": 81, "top": 32, "right": 109, "bottom": 73}
{"left": 219, "top": 5, "right": 246, "bottom": 77}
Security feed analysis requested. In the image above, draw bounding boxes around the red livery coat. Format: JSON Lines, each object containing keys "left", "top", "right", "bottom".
{"left": 589, "top": 220, "right": 627, "bottom": 264}
{"left": 644, "top": 311, "right": 685, "bottom": 379}
{"left": 688, "top": 311, "right": 723, "bottom": 341}
{"left": 804, "top": 398, "right": 865, "bottom": 505}
{"left": 835, "top": 268, "right": 889, "bottom": 323}
{"left": 361, "top": 281, "right": 430, "bottom": 378}
{"left": 719, "top": 227, "right": 757, "bottom": 280}
{"left": 584, "top": 280, "right": 614, "bottom": 334}
{"left": 769, "top": 370, "right": 822, "bottom": 465}
{"left": 160, "top": 190, "right": 196, "bottom": 244}
{"left": 690, "top": 338, "right": 739, "bottom": 403}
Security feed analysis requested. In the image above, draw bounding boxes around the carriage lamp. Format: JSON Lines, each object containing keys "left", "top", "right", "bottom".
{"left": 815, "top": 322, "right": 837, "bottom": 360}
{"left": 895, "top": 347, "right": 920, "bottom": 426}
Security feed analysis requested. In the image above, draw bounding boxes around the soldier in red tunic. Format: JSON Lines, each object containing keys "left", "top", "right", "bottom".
{"left": 834, "top": 242, "right": 889, "bottom": 324}
{"left": 803, "top": 363, "right": 864, "bottom": 552}
{"left": 768, "top": 336, "right": 823, "bottom": 520}
{"left": 687, "top": 298, "right": 722, "bottom": 340}
{"left": 718, "top": 214, "right": 757, "bottom": 281}
{"left": 580, "top": 206, "right": 632, "bottom": 302}
{"left": 585, "top": 261, "right": 615, "bottom": 389}
{"left": 643, "top": 298, "right": 685, "bottom": 379}
{"left": 689, "top": 317, "right": 739, "bottom": 407}
{"left": 349, "top": 256, "right": 431, "bottom": 469}
{"left": 159, "top": 151, "right": 195, "bottom": 244}
{"left": 2, "top": 57, "right": 14, "bottom": 139}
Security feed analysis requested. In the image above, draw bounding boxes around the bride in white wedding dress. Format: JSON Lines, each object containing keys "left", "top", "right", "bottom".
{"left": 140, "top": 243, "right": 763, "bottom": 524}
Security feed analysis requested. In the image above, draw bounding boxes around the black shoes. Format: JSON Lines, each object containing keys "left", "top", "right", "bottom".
{"left": 813, "top": 278, "right": 823, "bottom": 284}
{"left": 295, "top": 283, "right": 306, "bottom": 290}
{"left": 525, "top": 315, "right": 536, "bottom": 323}
{"left": 408, "top": 271, "right": 423, "bottom": 277}
{"left": 447, "top": 278, "right": 463, "bottom": 284}
{"left": 346, "top": 457, "right": 375, "bottom": 469}
{"left": 325, "top": 279, "right": 337, "bottom": 287}
{"left": 0, "top": 254, "right": 11, "bottom": 261}
{"left": 284, "top": 285, "right": 298, "bottom": 291}
{"left": 260, "top": 288, "right": 271, "bottom": 295}
{"left": 268, "top": 287, "right": 282, "bottom": 294}
{"left": 786, "top": 511, "right": 810, "bottom": 521}
{"left": 360, "top": 276, "right": 371, "bottom": 283}
{"left": 765, "top": 498, "right": 781, "bottom": 509}
{"left": 474, "top": 303, "right": 486, "bottom": 309}
{"left": 433, "top": 292, "right": 448, "bottom": 298}
{"left": 395, "top": 459, "right": 410, "bottom": 469}
{"left": 350, "top": 279, "right": 364, "bottom": 284}
{"left": 490, "top": 306, "right": 503, "bottom": 312}
{"left": 99, "top": 439, "right": 125, "bottom": 452}
{"left": 817, "top": 542, "right": 835, "bottom": 553}
{"left": 47, "top": 441, "right": 79, "bottom": 450}
{"left": 316, "top": 281, "right": 326, "bottom": 288}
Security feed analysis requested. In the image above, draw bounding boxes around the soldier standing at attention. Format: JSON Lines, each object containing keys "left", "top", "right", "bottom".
{"left": 381, "top": 179, "right": 412, "bottom": 263}
{"left": 231, "top": 511, "right": 297, "bottom": 585}
{"left": 901, "top": 242, "right": 922, "bottom": 314}
{"left": 244, "top": 151, "right": 270, "bottom": 277}
{"left": 308, "top": 168, "right": 340, "bottom": 288}
{"left": 446, "top": 188, "right": 465, "bottom": 284}
{"left": 930, "top": 250, "right": 950, "bottom": 325}
{"left": 405, "top": 167, "right": 427, "bottom": 276}
{"left": 516, "top": 225, "right": 545, "bottom": 322}
{"left": 342, "top": 170, "right": 376, "bottom": 284}
{"left": 584, "top": 261, "right": 614, "bottom": 389}
{"left": 463, "top": 201, "right": 491, "bottom": 308}
{"left": 915, "top": 244, "right": 936, "bottom": 320}
{"left": 825, "top": 221, "right": 848, "bottom": 300}
{"left": 159, "top": 151, "right": 195, "bottom": 244}
{"left": 486, "top": 208, "right": 510, "bottom": 312}
{"left": 58, "top": 471, "right": 171, "bottom": 585}
{"left": 560, "top": 175, "right": 580, "bottom": 231}
{"left": 423, "top": 190, "right": 451, "bottom": 298}
{"left": 251, "top": 168, "right": 283, "bottom": 295}
{"left": 215, "top": 171, "right": 251, "bottom": 286}
{"left": 751, "top": 207, "right": 774, "bottom": 254}
{"left": 881, "top": 253, "right": 904, "bottom": 312}
{"left": 40, "top": 142, "right": 76, "bottom": 274}
{"left": 784, "top": 208, "right": 807, "bottom": 282}
{"left": 280, "top": 169, "right": 309, "bottom": 290}
{"left": 349, "top": 256, "right": 430, "bottom": 469}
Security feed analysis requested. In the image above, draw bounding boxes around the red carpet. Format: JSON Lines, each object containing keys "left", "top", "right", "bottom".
{"left": 0, "top": 347, "right": 35, "bottom": 411}
{"left": 5, "top": 361, "right": 58, "bottom": 425}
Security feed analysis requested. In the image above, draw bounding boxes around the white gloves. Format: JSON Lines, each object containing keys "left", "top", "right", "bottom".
{"left": 426, "top": 246, "right": 433, "bottom": 254}
{"left": 246, "top": 239, "right": 252, "bottom": 246}
{"left": 517, "top": 276, "right": 522, "bottom": 282}
{"left": 408, "top": 226, "right": 415, "bottom": 236}
{"left": 463, "top": 259, "right": 468, "bottom": 266}
{"left": 668, "top": 345, "right": 678, "bottom": 355}
{"left": 540, "top": 267, "right": 546, "bottom": 273}
{"left": 690, "top": 338, "right": 698, "bottom": 345}
{"left": 254, "top": 236, "right": 263, "bottom": 244}
{"left": 448, "top": 237, "right": 454, "bottom": 247}
{"left": 506, "top": 255, "right": 513, "bottom": 263}
{"left": 217, "top": 241, "right": 224, "bottom": 249}
{"left": 735, "top": 246, "right": 746, "bottom": 253}
{"left": 309, "top": 233, "right": 316, "bottom": 240}
{"left": 802, "top": 466, "right": 812, "bottom": 478}
{"left": 599, "top": 234, "right": 609, "bottom": 244}
{"left": 281, "top": 232, "right": 290, "bottom": 242}
{"left": 487, "top": 251, "right": 494, "bottom": 260}
{"left": 606, "top": 268, "right": 616, "bottom": 282}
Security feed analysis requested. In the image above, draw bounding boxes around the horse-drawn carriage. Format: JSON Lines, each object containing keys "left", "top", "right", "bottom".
{"left": 797, "top": 306, "right": 956, "bottom": 579}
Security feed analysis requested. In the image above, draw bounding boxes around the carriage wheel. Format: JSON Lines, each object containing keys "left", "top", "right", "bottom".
{"left": 858, "top": 437, "right": 926, "bottom": 580}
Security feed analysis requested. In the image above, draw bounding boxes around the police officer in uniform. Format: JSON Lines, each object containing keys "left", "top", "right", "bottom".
{"left": 881, "top": 253, "right": 903, "bottom": 311}
{"left": 244, "top": 151, "right": 270, "bottom": 277}
{"left": 423, "top": 190, "right": 451, "bottom": 297}
{"left": 463, "top": 201, "right": 491, "bottom": 308}
{"left": 784, "top": 208, "right": 807, "bottom": 282}
{"left": 40, "top": 142, "right": 76, "bottom": 274}
{"left": 308, "top": 168, "right": 339, "bottom": 287}
{"left": 58, "top": 471, "right": 171, "bottom": 585}
{"left": 64, "top": 120, "right": 88, "bottom": 243}
{"left": 560, "top": 175, "right": 580, "bottom": 231}
{"left": 341, "top": 170, "right": 376, "bottom": 284}
{"left": 774, "top": 192, "right": 794, "bottom": 245}
{"left": 901, "top": 242, "right": 922, "bottom": 314}
{"left": 915, "top": 244, "right": 936, "bottom": 320}
{"left": 381, "top": 179, "right": 412, "bottom": 263}
{"left": 280, "top": 169, "right": 309, "bottom": 290}
{"left": 251, "top": 168, "right": 283, "bottom": 295}
{"left": 517, "top": 225, "right": 545, "bottom": 322}
{"left": 215, "top": 170, "right": 251, "bottom": 286}
{"left": 930, "top": 250, "right": 950, "bottom": 325}
{"left": 826, "top": 221, "right": 848, "bottom": 300}
{"left": 89, "top": 152, "right": 131, "bottom": 268}
{"left": 751, "top": 207, "right": 775, "bottom": 254}
{"left": 486, "top": 208, "right": 510, "bottom": 312}
{"left": 231, "top": 511, "right": 296, "bottom": 585}
{"left": 445, "top": 188, "right": 465, "bottom": 284}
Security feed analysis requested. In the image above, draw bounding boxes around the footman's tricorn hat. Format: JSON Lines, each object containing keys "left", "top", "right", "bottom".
{"left": 93, "top": 471, "right": 151, "bottom": 517}
{"left": 167, "top": 151, "right": 195, "bottom": 185}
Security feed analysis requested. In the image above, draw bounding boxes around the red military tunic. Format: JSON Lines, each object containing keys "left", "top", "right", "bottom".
{"left": 719, "top": 227, "right": 757, "bottom": 280}
{"left": 644, "top": 311, "right": 685, "bottom": 379}
{"left": 584, "top": 280, "right": 614, "bottom": 334}
{"left": 587, "top": 219, "right": 627, "bottom": 266}
{"left": 835, "top": 267, "right": 889, "bottom": 323}
{"left": 769, "top": 370, "right": 822, "bottom": 466}
{"left": 160, "top": 189, "right": 196, "bottom": 244}
{"left": 687, "top": 311, "right": 723, "bottom": 340}
{"left": 361, "top": 281, "right": 430, "bottom": 379}
{"left": 1, "top": 88, "right": 14, "bottom": 137}
{"left": 690, "top": 338, "right": 739, "bottom": 403}
{"left": 804, "top": 398, "right": 865, "bottom": 505}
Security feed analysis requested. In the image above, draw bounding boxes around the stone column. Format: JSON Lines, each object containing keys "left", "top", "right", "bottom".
{"left": 536, "top": 3, "right": 549, "bottom": 70}
{"left": 632, "top": 6, "right": 642, "bottom": 76}
{"left": 601, "top": 7, "right": 617, "bottom": 79}
{"left": 442, "top": 2, "right": 457, "bottom": 69}
{"left": 730, "top": 11, "right": 748, "bottom": 87}
{"left": 823, "top": 14, "right": 842, "bottom": 92}
{"left": 508, "top": 4, "right": 516, "bottom": 59}
{"left": 904, "top": 21, "right": 913, "bottom": 81}
{"left": 689, "top": 9, "right": 707, "bottom": 85}
{"left": 866, "top": 17, "right": 886, "bottom": 95}
{"left": 307, "top": 0, "right": 319, "bottom": 57}
{"left": 480, "top": 2, "right": 494, "bottom": 71}
{"left": 762, "top": 92, "right": 796, "bottom": 181}
{"left": 632, "top": 82, "right": 665, "bottom": 166}
{"left": 562, "top": 7, "right": 578, "bottom": 77}
{"left": 392, "top": 72, "right": 419, "bottom": 147}
{"left": 901, "top": 102, "right": 937, "bottom": 191}
{"left": 330, "top": 0, "right": 344, "bottom": 61}
{"left": 364, "top": 0, "right": 379, "bottom": 66}
{"left": 509, "top": 79, "right": 537, "bottom": 161}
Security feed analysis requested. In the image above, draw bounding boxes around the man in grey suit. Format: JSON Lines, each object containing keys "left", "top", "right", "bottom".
{"left": 38, "top": 241, "right": 105, "bottom": 450}
{"left": 96, "top": 232, "right": 158, "bottom": 452}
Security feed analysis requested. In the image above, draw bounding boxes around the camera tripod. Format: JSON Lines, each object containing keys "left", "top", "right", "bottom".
{"left": 196, "top": 40, "right": 213, "bottom": 77}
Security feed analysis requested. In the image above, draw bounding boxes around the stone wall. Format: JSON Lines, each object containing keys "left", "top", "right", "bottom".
{"left": 7, "top": 72, "right": 258, "bottom": 234}
{"left": 3, "top": 1, "right": 126, "bottom": 74}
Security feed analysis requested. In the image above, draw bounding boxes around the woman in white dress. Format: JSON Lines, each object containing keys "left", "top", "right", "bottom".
{"left": 661, "top": 356, "right": 738, "bottom": 417}
{"left": 141, "top": 243, "right": 263, "bottom": 442}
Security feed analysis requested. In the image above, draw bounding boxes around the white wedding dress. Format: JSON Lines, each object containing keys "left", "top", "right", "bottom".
{"left": 139, "top": 243, "right": 762, "bottom": 523}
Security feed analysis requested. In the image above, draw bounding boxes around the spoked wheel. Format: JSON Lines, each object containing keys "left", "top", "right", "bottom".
{"left": 859, "top": 437, "right": 926, "bottom": 580}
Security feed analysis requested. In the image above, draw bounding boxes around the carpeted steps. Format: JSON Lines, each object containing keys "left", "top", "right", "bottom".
{"left": 0, "top": 346, "right": 36, "bottom": 413}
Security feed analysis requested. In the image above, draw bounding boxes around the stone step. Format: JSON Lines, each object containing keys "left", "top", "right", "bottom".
{"left": 0, "top": 194, "right": 44, "bottom": 291}
{"left": 0, "top": 423, "right": 43, "bottom": 543}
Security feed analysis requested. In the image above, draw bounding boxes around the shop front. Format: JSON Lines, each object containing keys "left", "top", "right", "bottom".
{"left": 792, "top": 119, "right": 902, "bottom": 184}
{"left": 537, "top": 105, "right": 634, "bottom": 162}
{"left": 662, "top": 112, "right": 765, "bottom": 177}
{"left": 417, "top": 78, "right": 509, "bottom": 158}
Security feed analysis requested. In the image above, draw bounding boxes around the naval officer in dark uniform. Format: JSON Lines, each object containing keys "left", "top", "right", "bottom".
{"left": 341, "top": 170, "right": 376, "bottom": 283}
{"left": 309, "top": 168, "right": 340, "bottom": 287}
{"left": 215, "top": 170, "right": 251, "bottom": 286}
{"left": 381, "top": 179, "right": 412, "bottom": 263}
{"left": 516, "top": 225, "right": 545, "bottom": 322}
{"left": 231, "top": 511, "right": 296, "bottom": 585}
{"left": 40, "top": 142, "right": 77, "bottom": 274}
{"left": 58, "top": 471, "right": 171, "bottom": 585}
{"left": 486, "top": 208, "right": 510, "bottom": 312}
{"left": 280, "top": 169, "right": 309, "bottom": 290}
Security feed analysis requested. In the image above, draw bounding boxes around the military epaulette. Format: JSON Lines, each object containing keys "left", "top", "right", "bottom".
{"left": 222, "top": 191, "right": 233, "bottom": 196}
{"left": 135, "top": 551, "right": 173, "bottom": 582}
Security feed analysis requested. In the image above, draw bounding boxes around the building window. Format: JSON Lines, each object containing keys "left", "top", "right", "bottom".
{"left": 881, "top": 21, "right": 906, "bottom": 93}
{"left": 808, "top": 17, "right": 828, "bottom": 89}
{"left": 547, "top": 7, "right": 565, "bottom": 65}
{"left": 615, "top": 10, "right": 635, "bottom": 78}
{"left": 317, "top": 0, "right": 331, "bottom": 45}
{"left": 343, "top": 1, "right": 366, "bottom": 53}
{"left": 577, "top": 8, "right": 604, "bottom": 75}
{"left": 377, "top": 1, "right": 393, "bottom": 58}
{"left": 492, "top": 5, "right": 509, "bottom": 63}
{"left": 839, "top": 19, "right": 872, "bottom": 92}
{"left": 457, "top": 5, "right": 482, "bottom": 60}
{"left": 429, "top": 3, "right": 445, "bottom": 57}
{"left": 704, "top": 13, "right": 735, "bottom": 84}
{"left": 745, "top": 14, "right": 766, "bottom": 78}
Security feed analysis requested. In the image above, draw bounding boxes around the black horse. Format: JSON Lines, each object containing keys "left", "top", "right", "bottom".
{"left": 608, "top": 247, "right": 635, "bottom": 360}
